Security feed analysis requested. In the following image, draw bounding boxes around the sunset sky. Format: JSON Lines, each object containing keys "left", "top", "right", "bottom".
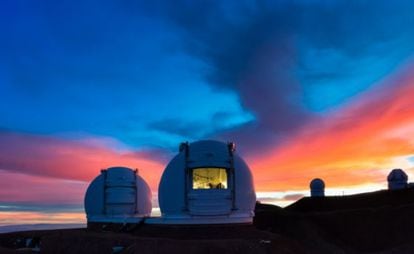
{"left": 1, "top": 0, "right": 414, "bottom": 225}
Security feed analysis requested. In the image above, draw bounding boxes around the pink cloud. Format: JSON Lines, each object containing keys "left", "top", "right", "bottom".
{"left": 0, "top": 170, "right": 86, "bottom": 204}
{"left": 0, "top": 132, "right": 164, "bottom": 190}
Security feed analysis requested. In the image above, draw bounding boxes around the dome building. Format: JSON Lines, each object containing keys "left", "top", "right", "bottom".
{"left": 84, "top": 167, "right": 152, "bottom": 224}
{"left": 387, "top": 168, "right": 408, "bottom": 190}
{"left": 310, "top": 178, "right": 325, "bottom": 197}
{"left": 153, "top": 140, "right": 256, "bottom": 224}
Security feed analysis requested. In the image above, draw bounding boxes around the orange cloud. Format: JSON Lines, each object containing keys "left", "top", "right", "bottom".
{"left": 249, "top": 62, "right": 414, "bottom": 191}
{"left": 0, "top": 211, "right": 85, "bottom": 226}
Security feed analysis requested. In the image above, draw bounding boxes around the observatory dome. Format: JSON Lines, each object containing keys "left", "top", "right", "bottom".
{"left": 387, "top": 168, "right": 408, "bottom": 190}
{"left": 310, "top": 178, "right": 325, "bottom": 197}
{"left": 156, "top": 140, "right": 256, "bottom": 224}
{"left": 84, "top": 167, "right": 152, "bottom": 223}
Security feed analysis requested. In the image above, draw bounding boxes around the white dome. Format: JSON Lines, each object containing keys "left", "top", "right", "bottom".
{"left": 310, "top": 178, "right": 325, "bottom": 197}
{"left": 84, "top": 167, "right": 152, "bottom": 223}
{"left": 157, "top": 140, "right": 256, "bottom": 224}
{"left": 387, "top": 168, "right": 408, "bottom": 190}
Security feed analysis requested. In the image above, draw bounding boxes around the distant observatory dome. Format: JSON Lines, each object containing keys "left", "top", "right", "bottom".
{"left": 387, "top": 168, "right": 408, "bottom": 190}
{"left": 84, "top": 167, "right": 152, "bottom": 223}
{"left": 310, "top": 178, "right": 325, "bottom": 197}
{"left": 156, "top": 140, "right": 256, "bottom": 224}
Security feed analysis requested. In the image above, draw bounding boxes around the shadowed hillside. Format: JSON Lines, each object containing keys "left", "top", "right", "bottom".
{"left": 2, "top": 188, "right": 414, "bottom": 253}
{"left": 286, "top": 188, "right": 414, "bottom": 212}
{"left": 255, "top": 188, "right": 414, "bottom": 253}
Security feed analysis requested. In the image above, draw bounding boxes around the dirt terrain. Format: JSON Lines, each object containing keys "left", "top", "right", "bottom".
{"left": 1, "top": 188, "right": 414, "bottom": 253}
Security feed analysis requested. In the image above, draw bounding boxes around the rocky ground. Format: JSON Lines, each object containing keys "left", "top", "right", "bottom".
{"left": 1, "top": 188, "right": 414, "bottom": 253}
{"left": 0, "top": 226, "right": 304, "bottom": 254}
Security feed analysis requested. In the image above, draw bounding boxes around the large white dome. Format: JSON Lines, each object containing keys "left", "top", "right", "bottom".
{"left": 84, "top": 166, "right": 152, "bottom": 223}
{"left": 157, "top": 140, "right": 256, "bottom": 224}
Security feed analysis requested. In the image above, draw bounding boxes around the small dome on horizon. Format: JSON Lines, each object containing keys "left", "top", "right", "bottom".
{"left": 310, "top": 178, "right": 325, "bottom": 197}
{"left": 387, "top": 168, "right": 408, "bottom": 190}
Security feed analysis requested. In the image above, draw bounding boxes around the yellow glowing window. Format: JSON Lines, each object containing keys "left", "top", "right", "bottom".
{"left": 192, "top": 168, "right": 228, "bottom": 189}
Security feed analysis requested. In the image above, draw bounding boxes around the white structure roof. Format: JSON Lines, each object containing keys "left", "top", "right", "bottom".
{"left": 310, "top": 178, "right": 325, "bottom": 189}
{"left": 387, "top": 168, "right": 408, "bottom": 181}
{"left": 153, "top": 140, "right": 256, "bottom": 224}
{"left": 84, "top": 167, "right": 152, "bottom": 223}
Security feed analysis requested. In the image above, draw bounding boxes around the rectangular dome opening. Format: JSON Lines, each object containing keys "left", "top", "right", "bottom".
{"left": 192, "top": 168, "right": 228, "bottom": 189}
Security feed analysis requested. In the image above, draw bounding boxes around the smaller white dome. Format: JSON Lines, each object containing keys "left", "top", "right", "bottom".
{"left": 387, "top": 169, "right": 408, "bottom": 190}
{"left": 84, "top": 167, "right": 152, "bottom": 223}
{"left": 310, "top": 178, "right": 325, "bottom": 197}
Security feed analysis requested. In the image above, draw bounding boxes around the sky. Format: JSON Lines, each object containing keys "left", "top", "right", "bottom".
{"left": 1, "top": 0, "right": 414, "bottom": 225}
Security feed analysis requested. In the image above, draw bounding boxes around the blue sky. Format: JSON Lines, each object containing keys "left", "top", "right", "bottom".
{"left": 2, "top": 1, "right": 414, "bottom": 151}
{"left": 0, "top": 1, "right": 256, "bottom": 150}
{"left": 1, "top": 1, "right": 414, "bottom": 152}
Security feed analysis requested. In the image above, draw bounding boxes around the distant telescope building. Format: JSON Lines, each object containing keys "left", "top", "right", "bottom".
{"left": 84, "top": 167, "right": 152, "bottom": 224}
{"left": 387, "top": 168, "right": 408, "bottom": 190}
{"left": 155, "top": 140, "right": 256, "bottom": 224}
{"left": 310, "top": 178, "right": 325, "bottom": 197}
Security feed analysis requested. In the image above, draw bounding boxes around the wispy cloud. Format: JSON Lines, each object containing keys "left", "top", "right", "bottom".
{"left": 0, "top": 211, "right": 85, "bottom": 226}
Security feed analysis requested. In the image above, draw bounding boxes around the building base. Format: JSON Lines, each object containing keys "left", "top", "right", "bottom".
{"left": 145, "top": 213, "right": 253, "bottom": 225}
